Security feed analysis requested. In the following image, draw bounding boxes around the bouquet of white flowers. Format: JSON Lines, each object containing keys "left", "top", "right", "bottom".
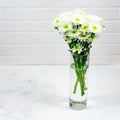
{"left": 53, "top": 10, "right": 105, "bottom": 97}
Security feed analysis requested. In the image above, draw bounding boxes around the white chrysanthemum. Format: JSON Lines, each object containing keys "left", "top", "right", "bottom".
{"left": 87, "top": 15, "right": 102, "bottom": 24}
{"left": 69, "top": 29, "right": 79, "bottom": 38}
{"left": 53, "top": 10, "right": 106, "bottom": 39}
{"left": 78, "top": 33, "right": 89, "bottom": 40}
{"left": 75, "top": 10, "right": 86, "bottom": 15}
{"left": 72, "top": 15, "right": 86, "bottom": 25}
{"left": 59, "top": 23, "right": 72, "bottom": 32}
{"left": 59, "top": 12, "right": 72, "bottom": 21}
{"left": 58, "top": 12, "right": 72, "bottom": 23}
{"left": 72, "top": 44, "right": 82, "bottom": 54}
{"left": 80, "top": 24, "right": 89, "bottom": 32}
{"left": 89, "top": 23, "right": 102, "bottom": 33}
{"left": 53, "top": 17, "right": 61, "bottom": 27}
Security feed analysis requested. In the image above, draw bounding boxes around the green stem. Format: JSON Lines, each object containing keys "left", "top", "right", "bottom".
{"left": 79, "top": 80, "right": 84, "bottom": 96}
{"left": 78, "top": 70, "right": 85, "bottom": 96}
{"left": 73, "top": 79, "right": 79, "bottom": 94}
{"left": 72, "top": 54, "right": 88, "bottom": 96}
{"left": 73, "top": 69, "right": 85, "bottom": 96}
{"left": 83, "top": 70, "right": 87, "bottom": 90}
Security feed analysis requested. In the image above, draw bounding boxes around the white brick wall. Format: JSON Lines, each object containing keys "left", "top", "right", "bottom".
{"left": 0, "top": 0, "right": 120, "bottom": 65}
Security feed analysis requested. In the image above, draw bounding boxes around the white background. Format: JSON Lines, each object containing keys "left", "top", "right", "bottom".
{"left": 0, "top": 65, "right": 120, "bottom": 120}
{"left": 0, "top": 0, "right": 120, "bottom": 65}
{"left": 0, "top": 1, "right": 120, "bottom": 119}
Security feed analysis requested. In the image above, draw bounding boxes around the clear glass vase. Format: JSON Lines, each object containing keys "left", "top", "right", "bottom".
{"left": 69, "top": 54, "right": 89, "bottom": 110}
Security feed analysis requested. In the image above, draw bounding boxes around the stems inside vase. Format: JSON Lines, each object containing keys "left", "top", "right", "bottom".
{"left": 72, "top": 53, "right": 89, "bottom": 96}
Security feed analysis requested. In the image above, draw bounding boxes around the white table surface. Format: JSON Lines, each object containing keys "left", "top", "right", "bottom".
{"left": 0, "top": 65, "right": 120, "bottom": 120}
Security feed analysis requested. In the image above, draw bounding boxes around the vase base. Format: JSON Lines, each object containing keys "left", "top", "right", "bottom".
{"left": 69, "top": 98, "right": 86, "bottom": 110}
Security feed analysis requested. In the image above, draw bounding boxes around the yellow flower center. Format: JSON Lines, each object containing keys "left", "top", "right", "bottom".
{"left": 92, "top": 26, "right": 98, "bottom": 30}
{"left": 75, "top": 18, "right": 81, "bottom": 22}
{"left": 55, "top": 19, "right": 60, "bottom": 24}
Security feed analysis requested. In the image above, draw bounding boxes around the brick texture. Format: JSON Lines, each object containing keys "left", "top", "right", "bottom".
{"left": 0, "top": 0, "right": 120, "bottom": 65}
